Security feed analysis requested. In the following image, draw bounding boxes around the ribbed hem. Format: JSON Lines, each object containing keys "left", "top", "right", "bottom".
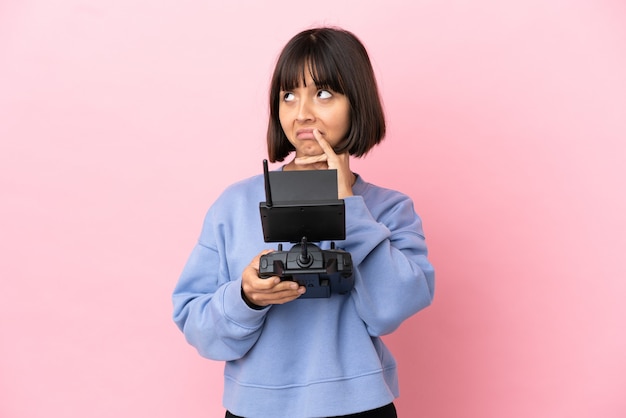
{"left": 223, "top": 366, "right": 398, "bottom": 418}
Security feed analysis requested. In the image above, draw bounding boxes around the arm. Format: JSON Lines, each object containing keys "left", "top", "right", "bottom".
{"left": 343, "top": 193, "right": 435, "bottom": 337}
{"left": 293, "top": 133, "right": 434, "bottom": 334}
{"left": 172, "top": 210, "right": 270, "bottom": 361}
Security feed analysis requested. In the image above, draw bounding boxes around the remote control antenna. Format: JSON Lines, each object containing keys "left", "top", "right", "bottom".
{"left": 263, "top": 159, "right": 273, "bottom": 208}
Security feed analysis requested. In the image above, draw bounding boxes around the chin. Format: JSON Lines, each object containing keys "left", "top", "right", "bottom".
{"left": 299, "top": 145, "right": 323, "bottom": 156}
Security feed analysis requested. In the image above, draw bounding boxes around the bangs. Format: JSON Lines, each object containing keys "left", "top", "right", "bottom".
{"left": 277, "top": 48, "right": 346, "bottom": 94}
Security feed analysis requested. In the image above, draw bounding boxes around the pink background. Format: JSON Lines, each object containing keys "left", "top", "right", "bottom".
{"left": 1, "top": 1, "right": 625, "bottom": 417}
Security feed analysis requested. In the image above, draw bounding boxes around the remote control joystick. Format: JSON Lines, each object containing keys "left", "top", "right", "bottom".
{"left": 297, "top": 237, "right": 312, "bottom": 267}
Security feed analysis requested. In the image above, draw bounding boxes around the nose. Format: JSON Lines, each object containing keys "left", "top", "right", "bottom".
{"left": 296, "top": 98, "right": 314, "bottom": 123}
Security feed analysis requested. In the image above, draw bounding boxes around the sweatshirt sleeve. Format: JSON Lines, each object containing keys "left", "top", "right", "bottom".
{"left": 342, "top": 192, "right": 435, "bottom": 337}
{"left": 172, "top": 206, "right": 270, "bottom": 361}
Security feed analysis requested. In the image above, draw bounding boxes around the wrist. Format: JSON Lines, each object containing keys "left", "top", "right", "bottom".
{"left": 240, "top": 286, "right": 267, "bottom": 310}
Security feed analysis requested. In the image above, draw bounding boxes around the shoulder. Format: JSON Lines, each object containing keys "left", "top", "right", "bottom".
{"left": 197, "top": 174, "right": 265, "bottom": 242}
{"left": 201, "top": 174, "right": 265, "bottom": 226}
{"left": 222, "top": 173, "right": 265, "bottom": 194}
{"left": 352, "top": 174, "right": 422, "bottom": 227}
{"left": 354, "top": 174, "right": 414, "bottom": 207}
{"left": 213, "top": 174, "right": 265, "bottom": 206}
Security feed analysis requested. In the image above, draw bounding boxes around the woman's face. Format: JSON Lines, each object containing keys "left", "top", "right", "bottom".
{"left": 278, "top": 70, "right": 350, "bottom": 159}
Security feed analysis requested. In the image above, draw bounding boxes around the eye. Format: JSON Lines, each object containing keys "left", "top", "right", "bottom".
{"left": 317, "top": 89, "right": 332, "bottom": 99}
{"left": 282, "top": 92, "right": 295, "bottom": 102}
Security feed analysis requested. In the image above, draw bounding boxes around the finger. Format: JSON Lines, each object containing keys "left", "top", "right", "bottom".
{"left": 249, "top": 274, "right": 281, "bottom": 291}
{"left": 294, "top": 154, "right": 328, "bottom": 166}
{"left": 243, "top": 267, "right": 278, "bottom": 293}
{"left": 295, "top": 153, "right": 327, "bottom": 162}
{"left": 313, "top": 129, "right": 337, "bottom": 156}
{"left": 248, "top": 283, "right": 305, "bottom": 305}
{"left": 251, "top": 249, "right": 274, "bottom": 267}
{"left": 265, "top": 286, "right": 306, "bottom": 304}
{"left": 262, "top": 279, "right": 304, "bottom": 295}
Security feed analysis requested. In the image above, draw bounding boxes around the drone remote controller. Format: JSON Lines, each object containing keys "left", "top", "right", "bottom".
{"left": 259, "top": 238, "right": 353, "bottom": 298}
{"left": 258, "top": 160, "right": 354, "bottom": 298}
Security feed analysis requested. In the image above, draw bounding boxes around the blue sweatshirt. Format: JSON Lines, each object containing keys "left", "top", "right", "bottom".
{"left": 172, "top": 172, "right": 435, "bottom": 418}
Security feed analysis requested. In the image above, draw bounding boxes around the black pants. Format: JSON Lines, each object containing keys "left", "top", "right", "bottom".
{"left": 225, "top": 402, "right": 397, "bottom": 418}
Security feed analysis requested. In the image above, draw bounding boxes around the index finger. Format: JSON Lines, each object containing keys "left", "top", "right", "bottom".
{"left": 313, "top": 129, "right": 337, "bottom": 156}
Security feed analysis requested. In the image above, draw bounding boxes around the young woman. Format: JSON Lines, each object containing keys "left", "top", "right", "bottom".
{"left": 172, "top": 27, "right": 435, "bottom": 418}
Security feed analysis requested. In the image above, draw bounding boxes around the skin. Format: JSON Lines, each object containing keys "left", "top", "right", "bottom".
{"left": 242, "top": 70, "right": 356, "bottom": 307}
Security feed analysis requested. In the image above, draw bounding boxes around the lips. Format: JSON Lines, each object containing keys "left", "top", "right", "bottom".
{"left": 296, "top": 128, "right": 316, "bottom": 140}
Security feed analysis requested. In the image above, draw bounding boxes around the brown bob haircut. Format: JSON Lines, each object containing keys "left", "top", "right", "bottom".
{"left": 267, "top": 27, "right": 386, "bottom": 162}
